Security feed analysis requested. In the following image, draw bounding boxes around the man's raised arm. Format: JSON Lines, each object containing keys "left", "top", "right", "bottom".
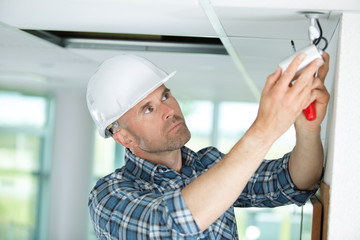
{"left": 181, "top": 53, "right": 328, "bottom": 231}
{"left": 289, "top": 52, "right": 330, "bottom": 190}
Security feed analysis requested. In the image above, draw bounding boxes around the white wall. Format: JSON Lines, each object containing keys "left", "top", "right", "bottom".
{"left": 48, "top": 88, "right": 94, "bottom": 240}
{"left": 324, "top": 12, "right": 360, "bottom": 240}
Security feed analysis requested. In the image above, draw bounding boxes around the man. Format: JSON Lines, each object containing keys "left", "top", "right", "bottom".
{"left": 87, "top": 52, "right": 329, "bottom": 239}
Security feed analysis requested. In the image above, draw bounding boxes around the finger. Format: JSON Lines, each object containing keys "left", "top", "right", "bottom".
{"left": 300, "top": 78, "right": 330, "bottom": 108}
{"left": 317, "top": 52, "right": 330, "bottom": 82}
{"left": 305, "top": 89, "right": 330, "bottom": 110}
{"left": 263, "top": 67, "right": 281, "bottom": 93}
{"left": 315, "top": 88, "right": 330, "bottom": 105}
{"left": 288, "top": 59, "right": 322, "bottom": 98}
{"left": 312, "top": 77, "right": 325, "bottom": 90}
{"left": 297, "top": 58, "right": 323, "bottom": 84}
{"left": 277, "top": 53, "right": 306, "bottom": 88}
{"left": 311, "top": 79, "right": 330, "bottom": 104}
{"left": 294, "top": 82, "right": 313, "bottom": 110}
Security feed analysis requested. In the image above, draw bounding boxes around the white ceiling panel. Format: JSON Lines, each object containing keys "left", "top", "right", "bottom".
{"left": 67, "top": 48, "right": 255, "bottom": 102}
{"left": 211, "top": 0, "right": 360, "bottom": 11}
{"left": 0, "top": 0, "right": 346, "bottom": 102}
{"left": 216, "top": 8, "right": 314, "bottom": 40}
{"left": 0, "top": 23, "right": 96, "bottom": 90}
{"left": 215, "top": 7, "right": 341, "bottom": 42}
{"left": 0, "top": 0, "right": 217, "bottom": 37}
{"left": 229, "top": 38, "right": 310, "bottom": 62}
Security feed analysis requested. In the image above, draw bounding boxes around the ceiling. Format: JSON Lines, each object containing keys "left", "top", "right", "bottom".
{"left": 0, "top": 0, "right": 351, "bottom": 102}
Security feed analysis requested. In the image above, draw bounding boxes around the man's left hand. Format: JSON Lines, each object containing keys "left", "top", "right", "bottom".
{"left": 295, "top": 52, "right": 330, "bottom": 132}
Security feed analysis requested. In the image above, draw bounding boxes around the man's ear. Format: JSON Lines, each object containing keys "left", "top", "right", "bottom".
{"left": 112, "top": 129, "right": 138, "bottom": 148}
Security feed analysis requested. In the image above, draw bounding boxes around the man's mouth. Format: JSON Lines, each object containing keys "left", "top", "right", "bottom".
{"left": 168, "top": 121, "right": 182, "bottom": 133}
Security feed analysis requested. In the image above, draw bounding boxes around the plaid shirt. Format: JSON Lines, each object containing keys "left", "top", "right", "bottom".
{"left": 89, "top": 146, "right": 318, "bottom": 239}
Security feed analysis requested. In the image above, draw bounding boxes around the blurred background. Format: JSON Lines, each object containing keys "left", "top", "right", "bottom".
{"left": 1, "top": 0, "right": 359, "bottom": 239}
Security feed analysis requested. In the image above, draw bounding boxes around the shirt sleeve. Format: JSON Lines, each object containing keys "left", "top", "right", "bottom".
{"left": 88, "top": 178, "right": 203, "bottom": 239}
{"left": 233, "top": 152, "right": 321, "bottom": 208}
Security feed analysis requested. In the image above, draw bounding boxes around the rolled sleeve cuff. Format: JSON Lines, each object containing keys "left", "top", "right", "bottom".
{"left": 278, "top": 152, "right": 321, "bottom": 206}
{"left": 163, "top": 189, "right": 202, "bottom": 236}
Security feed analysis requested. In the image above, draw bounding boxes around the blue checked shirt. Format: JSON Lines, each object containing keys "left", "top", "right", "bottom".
{"left": 89, "top": 146, "right": 319, "bottom": 239}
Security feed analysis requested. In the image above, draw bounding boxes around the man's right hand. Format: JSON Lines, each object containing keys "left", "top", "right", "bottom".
{"left": 253, "top": 53, "right": 324, "bottom": 144}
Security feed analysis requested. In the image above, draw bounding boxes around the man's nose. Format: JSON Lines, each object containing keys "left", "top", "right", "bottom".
{"left": 161, "top": 103, "right": 175, "bottom": 120}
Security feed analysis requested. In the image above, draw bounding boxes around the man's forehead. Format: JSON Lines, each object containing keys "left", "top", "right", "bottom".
{"left": 121, "top": 84, "right": 167, "bottom": 118}
{"left": 136, "top": 84, "right": 167, "bottom": 107}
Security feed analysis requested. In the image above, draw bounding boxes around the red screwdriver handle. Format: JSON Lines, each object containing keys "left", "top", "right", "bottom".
{"left": 303, "top": 101, "right": 316, "bottom": 121}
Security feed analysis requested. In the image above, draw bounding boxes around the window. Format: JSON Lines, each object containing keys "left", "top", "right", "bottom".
{"left": 217, "top": 102, "right": 259, "bottom": 153}
{"left": 89, "top": 131, "right": 125, "bottom": 239}
{"left": 92, "top": 129, "right": 125, "bottom": 180}
{"left": 0, "top": 90, "right": 52, "bottom": 240}
{"left": 180, "top": 100, "right": 213, "bottom": 152}
{"left": 234, "top": 202, "right": 314, "bottom": 240}
{"left": 217, "top": 101, "right": 296, "bottom": 158}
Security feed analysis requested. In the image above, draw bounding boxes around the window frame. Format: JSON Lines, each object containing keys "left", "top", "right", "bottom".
{"left": 0, "top": 89, "right": 54, "bottom": 240}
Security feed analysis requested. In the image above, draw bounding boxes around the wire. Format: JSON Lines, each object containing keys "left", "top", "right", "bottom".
{"left": 290, "top": 18, "right": 328, "bottom": 54}
{"left": 313, "top": 19, "right": 328, "bottom": 51}
{"left": 291, "top": 40, "right": 297, "bottom": 52}
{"left": 320, "top": 36, "right": 328, "bottom": 51}
{"left": 313, "top": 19, "right": 322, "bottom": 45}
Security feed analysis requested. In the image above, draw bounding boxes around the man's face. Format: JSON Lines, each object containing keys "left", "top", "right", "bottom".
{"left": 119, "top": 84, "right": 191, "bottom": 153}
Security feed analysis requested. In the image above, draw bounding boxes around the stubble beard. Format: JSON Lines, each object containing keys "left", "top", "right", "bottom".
{"left": 143, "top": 115, "right": 191, "bottom": 154}
{"left": 163, "top": 123, "right": 191, "bottom": 152}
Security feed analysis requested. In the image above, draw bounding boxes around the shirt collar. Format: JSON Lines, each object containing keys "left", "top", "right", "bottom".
{"left": 124, "top": 146, "right": 204, "bottom": 182}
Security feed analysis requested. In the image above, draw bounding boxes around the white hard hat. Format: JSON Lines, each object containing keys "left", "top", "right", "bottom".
{"left": 86, "top": 54, "right": 176, "bottom": 138}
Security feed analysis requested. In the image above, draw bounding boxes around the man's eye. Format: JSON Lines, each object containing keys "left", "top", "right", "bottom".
{"left": 144, "top": 107, "right": 153, "bottom": 114}
{"left": 162, "top": 93, "right": 170, "bottom": 101}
